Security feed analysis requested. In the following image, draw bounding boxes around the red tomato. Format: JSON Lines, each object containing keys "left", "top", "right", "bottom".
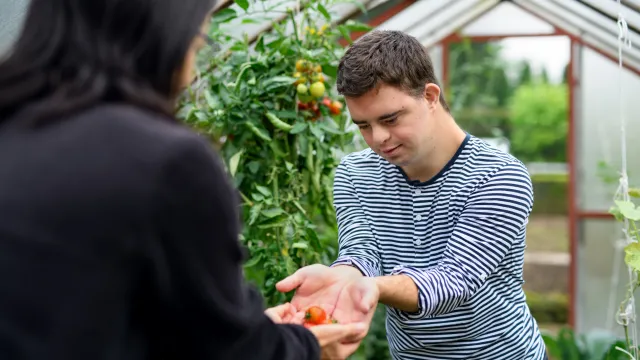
{"left": 305, "top": 306, "right": 327, "bottom": 325}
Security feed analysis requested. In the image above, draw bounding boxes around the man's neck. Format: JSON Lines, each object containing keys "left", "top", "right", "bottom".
{"left": 401, "top": 115, "right": 467, "bottom": 183}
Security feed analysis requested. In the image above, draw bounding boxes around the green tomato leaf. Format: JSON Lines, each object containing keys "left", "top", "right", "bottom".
{"left": 624, "top": 242, "right": 640, "bottom": 272}
{"left": 629, "top": 188, "right": 640, "bottom": 198}
{"left": 262, "top": 76, "right": 297, "bottom": 91}
{"left": 234, "top": 0, "right": 249, "bottom": 11}
{"left": 344, "top": 20, "right": 373, "bottom": 32}
{"left": 337, "top": 25, "right": 353, "bottom": 45}
{"left": 290, "top": 122, "right": 307, "bottom": 134}
{"left": 228, "top": 150, "right": 243, "bottom": 177}
{"left": 212, "top": 8, "right": 237, "bottom": 23}
{"left": 261, "top": 207, "right": 286, "bottom": 218}
{"left": 255, "top": 185, "right": 271, "bottom": 197}
{"left": 243, "top": 255, "right": 261, "bottom": 268}
{"left": 615, "top": 200, "right": 640, "bottom": 221}
{"left": 317, "top": 4, "right": 331, "bottom": 21}
{"left": 247, "top": 161, "right": 261, "bottom": 174}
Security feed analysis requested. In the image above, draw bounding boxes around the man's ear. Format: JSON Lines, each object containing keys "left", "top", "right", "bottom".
{"left": 423, "top": 83, "right": 441, "bottom": 108}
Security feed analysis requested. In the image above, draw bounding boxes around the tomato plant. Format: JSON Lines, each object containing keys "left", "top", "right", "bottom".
{"left": 178, "top": 0, "right": 371, "bottom": 306}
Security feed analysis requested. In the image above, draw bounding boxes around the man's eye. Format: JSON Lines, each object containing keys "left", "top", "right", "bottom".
{"left": 358, "top": 124, "right": 370, "bottom": 129}
{"left": 385, "top": 118, "right": 397, "bottom": 124}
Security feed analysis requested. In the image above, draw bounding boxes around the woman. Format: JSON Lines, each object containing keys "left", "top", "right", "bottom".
{"left": 0, "top": 0, "right": 367, "bottom": 359}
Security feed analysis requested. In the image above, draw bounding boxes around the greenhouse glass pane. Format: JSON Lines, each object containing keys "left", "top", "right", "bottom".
{"left": 515, "top": 0, "right": 640, "bottom": 76}
{"left": 580, "top": 0, "right": 640, "bottom": 30}
{"left": 415, "top": 0, "right": 500, "bottom": 48}
{"left": 427, "top": 44, "right": 443, "bottom": 85}
{"left": 578, "top": 46, "right": 640, "bottom": 212}
{"left": 576, "top": 218, "right": 640, "bottom": 336}
{"left": 546, "top": 0, "right": 640, "bottom": 47}
{"left": 554, "top": 0, "right": 640, "bottom": 35}
{"left": 375, "top": 0, "right": 452, "bottom": 34}
{"left": 460, "top": 1, "right": 555, "bottom": 36}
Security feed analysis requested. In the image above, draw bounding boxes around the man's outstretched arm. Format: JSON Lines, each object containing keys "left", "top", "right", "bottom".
{"left": 370, "top": 162, "right": 533, "bottom": 319}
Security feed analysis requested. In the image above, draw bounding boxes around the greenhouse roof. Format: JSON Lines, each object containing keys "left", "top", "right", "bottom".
{"left": 216, "top": 0, "right": 640, "bottom": 72}
{"left": 375, "top": 0, "right": 640, "bottom": 72}
{"left": 216, "top": 0, "right": 384, "bottom": 43}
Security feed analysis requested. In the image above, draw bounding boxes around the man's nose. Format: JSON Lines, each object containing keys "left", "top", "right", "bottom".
{"left": 372, "top": 125, "right": 390, "bottom": 145}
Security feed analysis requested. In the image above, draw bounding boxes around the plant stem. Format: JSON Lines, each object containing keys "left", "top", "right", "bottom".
{"left": 631, "top": 220, "right": 639, "bottom": 239}
{"left": 239, "top": 191, "right": 253, "bottom": 206}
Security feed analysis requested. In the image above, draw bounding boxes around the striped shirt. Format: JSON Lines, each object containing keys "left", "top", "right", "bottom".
{"left": 331, "top": 134, "right": 546, "bottom": 360}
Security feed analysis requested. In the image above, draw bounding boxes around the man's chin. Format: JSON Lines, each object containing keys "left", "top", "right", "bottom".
{"left": 381, "top": 155, "right": 409, "bottom": 167}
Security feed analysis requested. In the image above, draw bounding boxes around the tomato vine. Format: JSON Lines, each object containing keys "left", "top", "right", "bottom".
{"left": 178, "top": 0, "right": 371, "bottom": 305}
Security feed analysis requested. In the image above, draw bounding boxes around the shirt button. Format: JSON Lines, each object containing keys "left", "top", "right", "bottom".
{"left": 415, "top": 239, "right": 421, "bottom": 246}
{"left": 415, "top": 189, "right": 421, "bottom": 195}
{"left": 416, "top": 214, "right": 422, "bottom": 221}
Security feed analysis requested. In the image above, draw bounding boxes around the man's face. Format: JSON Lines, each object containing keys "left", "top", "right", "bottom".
{"left": 345, "top": 83, "right": 435, "bottom": 167}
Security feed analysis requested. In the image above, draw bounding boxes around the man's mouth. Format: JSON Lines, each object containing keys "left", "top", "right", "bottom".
{"left": 381, "top": 145, "right": 401, "bottom": 155}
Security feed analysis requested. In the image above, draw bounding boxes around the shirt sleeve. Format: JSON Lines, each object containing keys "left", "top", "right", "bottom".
{"left": 329, "top": 159, "right": 382, "bottom": 278}
{"left": 391, "top": 161, "right": 534, "bottom": 321}
{"left": 149, "top": 132, "right": 320, "bottom": 360}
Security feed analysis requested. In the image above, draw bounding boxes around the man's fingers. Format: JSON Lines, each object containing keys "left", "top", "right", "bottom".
{"left": 309, "top": 323, "right": 368, "bottom": 347}
{"left": 275, "top": 271, "right": 304, "bottom": 293}
{"left": 359, "top": 289, "right": 378, "bottom": 313}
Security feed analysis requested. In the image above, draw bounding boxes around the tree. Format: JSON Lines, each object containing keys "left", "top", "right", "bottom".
{"left": 507, "top": 82, "right": 568, "bottom": 162}
{"left": 562, "top": 63, "right": 569, "bottom": 84}
{"left": 447, "top": 39, "right": 515, "bottom": 137}
{"left": 540, "top": 66, "right": 549, "bottom": 84}
{"left": 517, "top": 60, "right": 533, "bottom": 85}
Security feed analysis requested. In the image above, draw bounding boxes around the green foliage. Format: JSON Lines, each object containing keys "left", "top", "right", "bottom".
{"left": 517, "top": 61, "right": 533, "bottom": 85}
{"left": 507, "top": 82, "right": 568, "bottom": 163}
{"left": 608, "top": 188, "right": 640, "bottom": 358}
{"left": 531, "top": 173, "right": 568, "bottom": 215}
{"left": 178, "top": 0, "right": 370, "bottom": 306}
{"left": 542, "top": 327, "right": 630, "bottom": 360}
{"left": 349, "top": 305, "right": 392, "bottom": 360}
{"left": 447, "top": 38, "right": 569, "bottom": 163}
{"left": 526, "top": 292, "right": 569, "bottom": 324}
{"left": 447, "top": 40, "right": 513, "bottom": 137}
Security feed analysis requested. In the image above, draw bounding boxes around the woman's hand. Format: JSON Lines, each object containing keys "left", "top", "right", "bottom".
{"left": 308, "top": 322, "right": 368, "bottom": 359}
{"left": 264, "top": 302, "right": 298, "bottom": 324}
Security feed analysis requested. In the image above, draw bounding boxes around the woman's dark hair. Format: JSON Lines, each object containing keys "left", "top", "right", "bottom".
{"left": 0, "top": 0, "right": 217, "bottom": 125}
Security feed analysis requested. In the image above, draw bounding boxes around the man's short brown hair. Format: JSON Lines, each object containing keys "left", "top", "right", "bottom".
{"left": 336, "top": 30, "right": 450, "bottom": 112}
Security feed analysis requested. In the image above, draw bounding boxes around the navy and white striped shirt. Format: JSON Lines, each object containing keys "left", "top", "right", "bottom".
{"left": 331, "top": 134, "right": 546, "bottom": 359}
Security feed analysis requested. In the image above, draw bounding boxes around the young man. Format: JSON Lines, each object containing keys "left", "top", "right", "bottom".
{"left": 277, "top": 30, "right": 546, "bottom": 359}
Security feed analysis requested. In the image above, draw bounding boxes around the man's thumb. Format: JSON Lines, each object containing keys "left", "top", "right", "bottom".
{"left": 275, "top": 271, "right": 303, "bottom": 293}
{"left": 310, "top": 323, "right": 368, "bottom": 346}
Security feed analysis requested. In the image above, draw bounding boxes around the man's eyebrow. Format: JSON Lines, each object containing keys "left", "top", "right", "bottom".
{"left": 377, "top": 110, "right": 404, "bottom": 120}
{"left": 352, "top": 110, "right": 404, "bottom": 124}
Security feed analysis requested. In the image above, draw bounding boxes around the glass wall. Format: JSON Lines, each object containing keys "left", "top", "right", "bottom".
{"left": 576, "top": 45, "right": 640, "bottom": 335}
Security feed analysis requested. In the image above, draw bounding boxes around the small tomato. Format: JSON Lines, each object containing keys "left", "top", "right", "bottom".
{"left": 297, "top": 83, "right": 308, "bottom": 95}
{"left": 329, "top": 101, "right": 343, "bottom": 115}
{"left": 309, "top": 82, "right": 325, "bottom": 98}
{"left": 305, "top": 306, "right": 327, "bottom": 324}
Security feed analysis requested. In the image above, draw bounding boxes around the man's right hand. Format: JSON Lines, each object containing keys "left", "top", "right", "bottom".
{"left": 275, "top": 264, "right": 379, "bottom": 357}
{"left": 276, "top": 264, "right": 353, "bottom": 316}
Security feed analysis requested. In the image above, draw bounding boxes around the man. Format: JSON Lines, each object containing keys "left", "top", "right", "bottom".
{"left": 277, "top": 30, "right": 547, "bottom": 359}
